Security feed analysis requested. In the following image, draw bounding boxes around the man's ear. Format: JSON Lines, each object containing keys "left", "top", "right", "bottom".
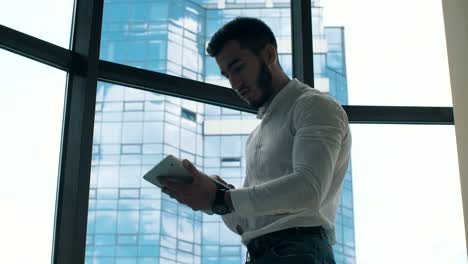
{"left": 261, "top": 44, "right": 278, "bottom": 66}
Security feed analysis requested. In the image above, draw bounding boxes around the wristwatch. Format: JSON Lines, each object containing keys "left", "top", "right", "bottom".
{"left": 211, "top": 188, "right": 232, "bottom": 215}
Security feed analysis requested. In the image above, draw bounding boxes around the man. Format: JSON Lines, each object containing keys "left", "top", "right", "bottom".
{"left": 161, "top": 17, "right": 351, "bottom": 264}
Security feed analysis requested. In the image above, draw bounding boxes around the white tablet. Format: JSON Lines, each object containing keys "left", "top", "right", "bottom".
{"left": 143, "top": 155, "right": 232, "bottom": 215}
{"left": 143, "top": 155, "right": 193, "bottom": 188}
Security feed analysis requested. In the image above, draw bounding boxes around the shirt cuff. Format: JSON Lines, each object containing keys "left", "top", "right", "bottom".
{"left": 229, "top": 187, "right": 255, "bottom": 215}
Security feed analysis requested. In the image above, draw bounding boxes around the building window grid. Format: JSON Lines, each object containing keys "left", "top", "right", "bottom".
{"left": 88, "top": 110, "right": 205, "bottom": 260}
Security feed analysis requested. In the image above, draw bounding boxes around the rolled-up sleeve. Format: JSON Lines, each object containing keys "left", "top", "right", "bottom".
{"left": 229, "top": 94, "right": 348, "bottom": 216}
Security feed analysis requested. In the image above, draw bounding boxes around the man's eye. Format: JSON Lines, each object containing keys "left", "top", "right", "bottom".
{"left": 233, "top": 65, "right": 244, "bottom": 72}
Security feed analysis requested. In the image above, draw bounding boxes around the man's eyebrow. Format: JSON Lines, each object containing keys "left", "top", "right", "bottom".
{"left": 220, "top": 58, "right": 242, "bottom": 77}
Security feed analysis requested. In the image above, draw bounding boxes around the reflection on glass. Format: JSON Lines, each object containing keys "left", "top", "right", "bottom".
{"left": 89, "top": 1, "right": 356, "bottom": 263}
{"left": 0, "top": 50, "right": 66, "bottom": 263}
{"left": 100, "top": 0, "right": 293, "bottom": 87}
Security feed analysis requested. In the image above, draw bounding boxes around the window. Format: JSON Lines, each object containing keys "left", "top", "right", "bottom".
{"left": 181, "top": 108, "right": 197, "bottom": 122}
{"left": 349, "top": 124, "right": 465, "bottom": 263}
{"left": 316, "top": 0, "right": 452, "bottom": 106}
{"left": 0, "top": 50, "right": 66, "bottom": 263}
{"left": 0, "top": 0, "right": 74, "bottom": 48}
{"left": 86, "top": 80, "right": 355, "bottom": 263}
{"left": 221, "top": 157, "right": 241, "bottom": 167}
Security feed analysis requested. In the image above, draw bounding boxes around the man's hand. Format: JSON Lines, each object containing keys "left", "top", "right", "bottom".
{"left": 160, "top": 159, "right": 217, "bottom": 211}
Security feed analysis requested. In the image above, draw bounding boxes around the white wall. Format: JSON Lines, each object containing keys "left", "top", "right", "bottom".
{"left": 442, "top": 0, "right": 468, "bottom": 255}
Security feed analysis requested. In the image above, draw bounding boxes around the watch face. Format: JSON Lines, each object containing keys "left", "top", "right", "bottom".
{"left": 212, "top": 188, "right": 230, "bottom": 215}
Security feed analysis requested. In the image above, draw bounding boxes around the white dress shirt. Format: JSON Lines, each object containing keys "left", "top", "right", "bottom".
{"left": 221, "top": 78, "right": 352, "bottom": 245}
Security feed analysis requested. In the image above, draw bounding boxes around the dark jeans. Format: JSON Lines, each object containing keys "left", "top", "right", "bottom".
{"left": 245, "top": 226, "right": 336, "bottom": 264}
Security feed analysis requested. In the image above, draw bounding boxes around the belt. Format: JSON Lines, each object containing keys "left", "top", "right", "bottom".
{"left": 246, "top": 226, "right": 326, "bottom": 260}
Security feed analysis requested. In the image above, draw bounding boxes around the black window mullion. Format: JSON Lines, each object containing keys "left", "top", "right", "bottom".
{"left": 52, "top": 0, "right": 104, "bottom": 263}
{"left": 0, "top": 24, "right": 74, "bottom": 72}
{"left": 344, "top": 105, "right": 454, "bottom": 125}
{"left": 291, "top": 0, "right": 314, "bottom": 87}
{"left": 99, "top": 60, "right": 453, "bottom": 125}
{"left": 98, "top": 60, "right": 256, "bottom": 114}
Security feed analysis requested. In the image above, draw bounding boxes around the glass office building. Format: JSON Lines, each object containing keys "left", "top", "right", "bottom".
{"left": 86, "top": 0, "right": 355, "bottom": 263}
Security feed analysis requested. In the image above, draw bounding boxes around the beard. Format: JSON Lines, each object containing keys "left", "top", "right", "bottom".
{"left": 249, "top": 60, "right": 274, "bottom": 109}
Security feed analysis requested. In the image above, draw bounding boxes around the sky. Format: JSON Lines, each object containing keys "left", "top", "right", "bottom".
{"left": 0, "top": 0, "right": 466, "bottom": 263}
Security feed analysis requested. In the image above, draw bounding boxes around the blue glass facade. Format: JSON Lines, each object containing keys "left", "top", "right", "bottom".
{"left": 86, "top": 1, "right": 355, "bottom": 263}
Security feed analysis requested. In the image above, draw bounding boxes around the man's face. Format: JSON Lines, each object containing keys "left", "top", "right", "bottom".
{"left": 215, "top": 40, "right": 273, "bottom": 108}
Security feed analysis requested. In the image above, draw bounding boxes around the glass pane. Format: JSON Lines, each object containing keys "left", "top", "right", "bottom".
{"left": 351, "top": 124, "right": 466, "bottom": 264}
{"left": 86, "top": 82, "right": 356, "bottom": 263}
{"left": 0, "top": 0, "right": 74, "bottom": 48}
{"left": 315, "top": 0, "right": 452, "bottom": 106}
{"left": 0, "top": 50, "right": 66, "bottom": 262}
{"left": 100, "top": 0, "right": 292, "bottom": 87}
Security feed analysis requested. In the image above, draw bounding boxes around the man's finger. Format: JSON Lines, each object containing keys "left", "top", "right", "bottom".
{"left": 160, "top": 179, "right": 174, "bottom": 189}
{"left": 213, "top": 175, "right": 235, "bottom": 189}
{"left": 182, "top": 159, "right": 196, "bottom": 172}
{"left": 213, "top": 175, "right": 228, "bottom": 185}
{"left": 161, "top": 179, "right": 183, "bottom": 191}
{"left": 213, "top": 175, "right": 223, "bottom": 182}
{"left": 182, "top": 159, "right": 202, "bottom": 182}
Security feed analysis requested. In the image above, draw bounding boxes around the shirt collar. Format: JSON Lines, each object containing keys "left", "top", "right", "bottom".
{"left": 256, "top": 78, "right": 299, "bottom": 119}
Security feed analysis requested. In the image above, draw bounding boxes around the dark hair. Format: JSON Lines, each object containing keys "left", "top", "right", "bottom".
{"left": 206, "top": 17, "right": 277, "bottom": 57}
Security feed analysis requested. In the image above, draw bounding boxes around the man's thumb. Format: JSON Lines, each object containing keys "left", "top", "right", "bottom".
{"left": 183, "top": 159, "right": 200, "bottom": 179}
